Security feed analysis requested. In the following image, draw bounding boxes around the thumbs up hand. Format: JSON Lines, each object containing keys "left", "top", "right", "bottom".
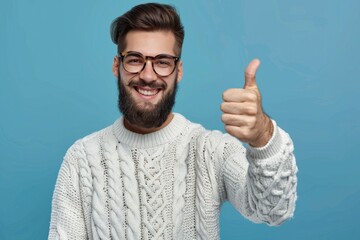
{"left": 221, "top": 59, "right": 273, "bottom": 147}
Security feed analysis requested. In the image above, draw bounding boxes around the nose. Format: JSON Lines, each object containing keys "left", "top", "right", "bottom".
{"left": 139, "top": 60, "right": 157, "bottom": 82}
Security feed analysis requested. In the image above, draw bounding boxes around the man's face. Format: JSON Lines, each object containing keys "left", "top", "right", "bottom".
{"left": 112, "top": 30, "right": 183, "bottom": 129}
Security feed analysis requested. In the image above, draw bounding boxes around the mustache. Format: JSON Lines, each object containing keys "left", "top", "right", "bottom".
{"left": 128, "top": 79, "right": 167, "bottom": 89}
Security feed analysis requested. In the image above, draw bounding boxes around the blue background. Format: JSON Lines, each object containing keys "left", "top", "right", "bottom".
{"left": 1, "top": 0, "right": 359, "bottom": 239}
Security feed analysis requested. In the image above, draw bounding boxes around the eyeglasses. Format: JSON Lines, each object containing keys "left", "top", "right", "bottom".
{"left": 119, "top": 51, "right": 180, "bottom": 77}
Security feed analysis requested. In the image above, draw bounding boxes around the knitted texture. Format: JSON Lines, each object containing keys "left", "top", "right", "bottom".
{"left": 49, "top": 113, "right": 297, "bottom": 239}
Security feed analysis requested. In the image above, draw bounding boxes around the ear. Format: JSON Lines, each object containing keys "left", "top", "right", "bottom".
{"left": 112, "top": 56, "right": 119, "bottom": 77}
{"left": 176, "top": 60, "right": 183, "bottom": 83}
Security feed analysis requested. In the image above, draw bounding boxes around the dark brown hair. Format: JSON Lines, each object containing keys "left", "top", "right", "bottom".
{"left": 110, "top": 3, "right": 184, "bottom": 56}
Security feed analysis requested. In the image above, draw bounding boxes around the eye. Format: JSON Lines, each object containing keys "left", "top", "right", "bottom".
{"left": 125, "top": 55, "right": 144, "bottom": 65}
{"left": 155, "top": 58, "right": 173, "bottom": 68}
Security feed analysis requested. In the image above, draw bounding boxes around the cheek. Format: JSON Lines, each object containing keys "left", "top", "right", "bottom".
{"left": 165, "top": 77, "right": 177, "bottom": 92}
{"left": 119, "top": 69, "right": 132, "bottom": 84}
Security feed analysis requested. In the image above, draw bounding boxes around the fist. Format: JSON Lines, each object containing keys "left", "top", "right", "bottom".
{"left": 220, "top": 59, "right": 273, "bottom": 147}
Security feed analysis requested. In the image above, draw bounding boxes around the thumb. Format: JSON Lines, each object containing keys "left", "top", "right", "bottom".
{"left": 244, "top": 58, "right": 261, "bottom": 89}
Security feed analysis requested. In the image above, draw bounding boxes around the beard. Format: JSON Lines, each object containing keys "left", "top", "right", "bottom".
{"left": 117, "top": 73, "right": 178, "bottom": 129}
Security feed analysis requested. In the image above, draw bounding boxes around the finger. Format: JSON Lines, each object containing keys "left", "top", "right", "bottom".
{"left": 222, "top": 88, "right": 257, "bottom": 103}
{"left": 221, "top": 114, "right": 255, "bottom": 127}
{"left": 220, "top": 102, "right": 257, "bottom": 115}
{"left": 224, "top": 125, "right": 252, "bottom": 141}
{"left": 244, "top": 58, "right": 260, "bottom": 89}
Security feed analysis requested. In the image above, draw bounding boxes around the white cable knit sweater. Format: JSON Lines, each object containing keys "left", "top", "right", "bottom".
{"left": 48, "top": 113, "right": 297, "bottom": 240}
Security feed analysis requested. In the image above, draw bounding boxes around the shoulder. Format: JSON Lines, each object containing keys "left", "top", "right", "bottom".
{"left": 176, "top": 114, "right": 203, "bottom": 130}
{"left": 77, "top": 122, "right": 115, "bottom": 146}
{"left": 63, "top": 121, "right": 116, "bottom": 167}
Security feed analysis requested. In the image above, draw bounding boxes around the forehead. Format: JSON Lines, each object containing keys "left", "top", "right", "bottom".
{"left": 124, "top": 30, "right": 177, "bottom": 56}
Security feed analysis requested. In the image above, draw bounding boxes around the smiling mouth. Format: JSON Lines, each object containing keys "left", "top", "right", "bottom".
{"left": 135, "top": 86, "right": 161, "bottom": 96}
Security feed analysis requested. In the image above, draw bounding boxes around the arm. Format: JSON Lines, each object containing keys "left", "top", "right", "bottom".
{"left": 222, "top": 122, "right": 297, "bottom": 225}
{"left": 220, "top": 59, "right": 297, "bottom": 225}
{"left": 48, "top": 143, "right": 87, "bottom": 239}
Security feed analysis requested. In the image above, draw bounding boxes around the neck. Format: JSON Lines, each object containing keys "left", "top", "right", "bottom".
{"left": 123, "top": 113, "right": 174, "bottom": 134}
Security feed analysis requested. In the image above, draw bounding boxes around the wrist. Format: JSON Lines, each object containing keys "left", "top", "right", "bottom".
{"left": 250, "top": 116, "right": 273, "bottom": 147}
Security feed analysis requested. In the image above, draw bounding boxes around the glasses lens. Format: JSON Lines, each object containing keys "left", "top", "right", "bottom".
{"left": 123, "top": 53, "right": 144, "bottom": 73}
{"left": 153, "top": 56, "right": 176, "bottom": 76}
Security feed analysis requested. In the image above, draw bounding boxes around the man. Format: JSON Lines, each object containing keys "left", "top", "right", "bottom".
{"left": 49, "top": 3, "right": 297, "bottom": 240}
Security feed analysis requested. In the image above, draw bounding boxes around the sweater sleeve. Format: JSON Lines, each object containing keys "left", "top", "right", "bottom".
{"left": 220, "top": 121, "right": 297, "bottom": 226}
{"left": 48, "top": 143, "right": 87, "bottom": 239}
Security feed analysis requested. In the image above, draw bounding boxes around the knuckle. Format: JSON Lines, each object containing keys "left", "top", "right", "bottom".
{"left": 248, "top": 116, "right": 256, "bottom": 126}
{"left": 220, "top": 102, "right": 226, "bottom": 111}
{"left": 222, "top": 89, "right": 232, "bottom": 100}
{"left": 242, "top": 129, "right": 252, "bottom": 139}
{"left": 223, "top": 88, "right": 242, "bottom": 101}
{"left": 222, "top": 92, "right": 227, "bottom": 101}
{"left": 225, "top": 126, "right": 240, "bottom": 138}
{"left": 221, "top": 114, "right": 227, "bottom": 123}
{"left": 245, "top": 72, "right": 254, "bottom": 80}
{"left": 247, "top": 106, "right": 257, "bottom": 115}
{"left": 224, "top": 125, "right": 233, "bottom": 134}
{"left": 248, "top": 92, "right": 257, "bottom": 102}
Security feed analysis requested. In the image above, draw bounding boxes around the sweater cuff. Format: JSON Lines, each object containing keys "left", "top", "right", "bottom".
{"left": 246, "top": 120, "right": 286, "bottom": 160}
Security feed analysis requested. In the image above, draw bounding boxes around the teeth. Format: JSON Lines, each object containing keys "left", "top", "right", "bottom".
{"left": 137, "top": 88, "right": 159, "bottom": 96}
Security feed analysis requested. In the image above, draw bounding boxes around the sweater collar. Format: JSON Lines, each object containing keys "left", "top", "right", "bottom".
{"left": 112, "top": 113, "right": 187, "bottom": 148}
